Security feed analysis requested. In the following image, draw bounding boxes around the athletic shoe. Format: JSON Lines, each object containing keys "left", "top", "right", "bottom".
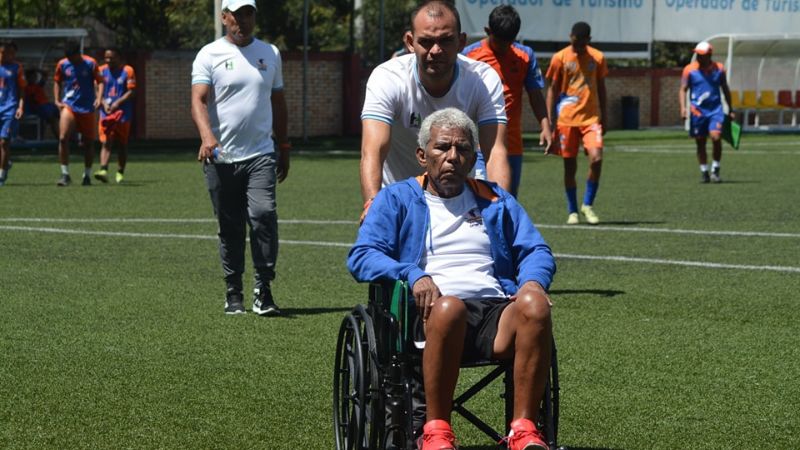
{"left": 505, "top": 418, "right": 547, "bottom": 450}
{"left": 82, "top": 175, "right": 92, "bottom": 186}
{"left": 57, "top": 174, "right": 72, "bottom": 187}
{"left": 701, "top": 171, "right": 710, "bottom": 183}
{"left": 710, "top": 168, "right": 721, "bottom": 183}
{"left": 252, "top": 287, "right": 281, "bottom": 316}
{"left": 566, "top": 212, "right": 579, "bottom": 225}
{"left": 224, "top": 288, "right": 246, "bottom": 315}
{"left": 417, "top": 420, "right": 457, "bottom": 450}
{"left": 0, "top": 179, "right": 4, "bottom": 187}
{"left": 580, "top": 204, "right": 600, "bottom": 225}
{"left": 94, "top": 169, "right": 109, "bottom": 183}
{"left": 115, "top": 172, "right": 124, "bottom": 183}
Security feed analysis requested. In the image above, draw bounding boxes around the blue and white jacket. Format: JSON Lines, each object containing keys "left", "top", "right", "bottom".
{"left": 347, "top": 175, "right": 556, "bottom": 295}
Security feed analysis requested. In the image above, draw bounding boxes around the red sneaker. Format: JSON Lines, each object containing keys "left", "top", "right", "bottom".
{"left": 417, "top": 419, "right": 458, "bottom": 450}
{"left": 505, "top": 418, "right": 548, "bottom": 450}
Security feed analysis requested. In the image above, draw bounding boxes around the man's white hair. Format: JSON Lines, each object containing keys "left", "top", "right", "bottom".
{"left": 417, "top": 108, "right": 478, "bottom": 150}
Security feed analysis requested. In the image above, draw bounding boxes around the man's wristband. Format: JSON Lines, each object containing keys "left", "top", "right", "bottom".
{"left": 278, "top": 142, "right": 292, "bottom": 151}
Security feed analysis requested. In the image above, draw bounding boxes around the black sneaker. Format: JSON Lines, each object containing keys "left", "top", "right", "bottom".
{"left": 700, "top": 171, "right": 710, "bottom": 184}
{"left": 224, "top": 288, "right": 246, "bottom": 315}
{"left": 57, "top": 174, "right": 72, "bottom": 187}
{"left": 710, "top": 168, "right": 721, "bottom": 183}
{"left": 252, "top": 287, "right": 281, "bottom": 316}
{"left": 82, "top": 175, "right": 92, "bottom": 186}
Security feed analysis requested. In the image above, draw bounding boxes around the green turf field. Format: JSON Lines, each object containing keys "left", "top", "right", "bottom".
{"left": 1, "top": 130, "right": 798, "bottom": 449}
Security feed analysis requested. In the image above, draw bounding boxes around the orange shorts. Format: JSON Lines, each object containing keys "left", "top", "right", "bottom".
{"left": 99, "top": 120, "right": 131, "bottom": 145}
{"left": 64, "top": 107, "right": 97, "bottom": 140}
{"left": 555, "top": 123, "right": 603, "bottom": 158}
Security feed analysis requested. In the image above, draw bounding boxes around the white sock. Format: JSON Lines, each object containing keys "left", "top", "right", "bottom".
{"left": 84, "top": 167, "right": 92, "bottom": 178}
{"left": 60, "top": 164, "right": 69, "bottom": 175}
{"left": 700, "top": 164, "right": 708, "bottom": 173}
{"left": 711, "top": 160, "right": 720, "bottom": 170}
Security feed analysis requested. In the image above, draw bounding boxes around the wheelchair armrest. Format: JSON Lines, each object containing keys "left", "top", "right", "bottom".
{"left": 369, "top": 280, "right": 413, "bottom": 353}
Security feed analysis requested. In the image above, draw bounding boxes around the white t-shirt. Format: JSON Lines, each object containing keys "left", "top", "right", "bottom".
{"left": 191, "top": 37, "right": 284, "bottom": 163}
{"left": 422, "top": 187, "right": 505, "bottom": 299}
{"left": 361, "top": 54, "right": 507, "bottom": 186}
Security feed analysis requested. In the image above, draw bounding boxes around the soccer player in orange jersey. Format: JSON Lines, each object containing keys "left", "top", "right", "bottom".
{"left": 546, "top": 22, "right": 607, "bottom": 225}
{"left": 463, "top": 5, "right": 552, "bottom": 198}
{"left": 95, "top": 48, "right": 136, "bottom": 184}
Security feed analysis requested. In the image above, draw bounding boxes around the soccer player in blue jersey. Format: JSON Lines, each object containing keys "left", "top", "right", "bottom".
{"left": 679, "top": 41, "right": 735, "bottom": 183}
{"left": 53, "top": 41, "right": 104, "bottom": 186}
{"left": 0, "top": 41, "right": 26, "bottom": 186}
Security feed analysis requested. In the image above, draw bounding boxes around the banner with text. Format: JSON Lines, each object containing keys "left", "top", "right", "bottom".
{"left": 458, "top": 0, "right": 800, "bottom": 43}
{"left": 653, "top": 0, "right": 800, "bottom": 41}
{"left": 457, "top": 0, "right": 654, "bottom": 43}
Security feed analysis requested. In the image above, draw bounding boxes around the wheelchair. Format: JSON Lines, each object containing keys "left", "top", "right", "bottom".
{"left": 334, "top": 281, "right": 560, "bottom": 450}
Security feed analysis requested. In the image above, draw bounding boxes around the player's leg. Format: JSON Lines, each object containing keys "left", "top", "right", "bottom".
{"left": 57, "top": 108, "right": 77, "bottom": 186}
{"left": 0, "top": 118, "right": 12, "bottom": 185}
{"left": 580, "top": 123, "right": 604, "bottom": 225}
{"left": 559, "top": 126, "right": 580, "bottom": 224}
{"left": 493, "top": 295, "right": 551, "bottom": 449}
{"left": 423, "top": 295, "right": 467, "bottom": 422}
{"left": 245, "top": 153, "right": 281, "bottom": 316}
{"left": 76, "top": 112, "right": 97, "bottom": 185}
{"left": 94, "top": 119, "right": 111, "bottom": 183}
{"left": 116, "top": 122, "right": 130, "bottom": 182}
{"left": 708, "top": 113, "right": 725, "bottom": 182}
{"left": 507, "top": 154, "right": 523, "bottom": 198}
{"left": 690, "top": 114, "right": 711, "bottom": 183}
{"left": 205, "top": 162, "right": 248, "bottom": 314}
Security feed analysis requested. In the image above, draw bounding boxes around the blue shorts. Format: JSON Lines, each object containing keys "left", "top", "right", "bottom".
{"left": 0, "top": 116, "right": 18, "bottom": 140}
{"left": 690, "top": 112, "right": 725, "bottom": 138}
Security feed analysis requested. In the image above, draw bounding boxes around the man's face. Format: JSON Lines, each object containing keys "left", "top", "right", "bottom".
{"left": 486, "top": 31, "right": 513, "bottom": 56}
{"left": 416, "top": 125, "right": 476, "bottom": 198}
{"left": 405, "top": 7, "right": 465, "bottom": 81}
{"left": 104, "top": 50, "right": 121, "bottom": 69}
{"left": 223, "top": 5, "right": 256, "bottom": 45}
{"left": 67, "top": 52, "right": 83, "bottom": 65}
{"left": 697, "top": 53, "right": 712, "bottom": 66}
{"left": 570, "top": 34, "right": 590, "bottom": 54}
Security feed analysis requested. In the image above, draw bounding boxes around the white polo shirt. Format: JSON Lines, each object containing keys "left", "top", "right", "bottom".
{"left": 361, "top": 54, "right": 507, "bottom": 186}
{"left": 191, "top": 37, "right": 283, "bottom": 163}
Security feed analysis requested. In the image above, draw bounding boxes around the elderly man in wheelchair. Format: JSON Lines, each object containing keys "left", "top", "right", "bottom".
{"left": 347, "top": 107, "right": 556, "bottom": 450}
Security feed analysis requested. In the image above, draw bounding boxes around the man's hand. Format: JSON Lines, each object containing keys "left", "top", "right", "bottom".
{"left": 197, "top": 138, "right": 219, "bottom": 163}
{"left": 539, "top": 124, "right": 553, "bottom": 155}
{"left": 412, "top": 276, "right": 442, "bottom": 323}
{"left": 728, "top": 110, "right": 736, "bottom": 120}
{"left": 680, "top": 106, "right": 688, "bottom": 121}
{"left": 277, "top": 146, "right": 290, "bottom": 182}
{"left": 510, "top": 281, "right": 552, "bottom": 308}
{"left": 14, "top": 106, "right": 23, "bottom": 120}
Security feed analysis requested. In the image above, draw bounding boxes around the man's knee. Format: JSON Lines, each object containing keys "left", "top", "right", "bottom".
{"left": 427, "top": 296, "right": 467, "bottom": 328}
{"left": 514, "top": 294, "right": 551, "bottom": 327}
{"left": 249, "top": 204, "right": 277, "bottom": 228}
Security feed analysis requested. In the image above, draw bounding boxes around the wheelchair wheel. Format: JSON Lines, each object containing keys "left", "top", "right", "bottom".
{"left": 538, "top": 341, "right": 560, "bottom": 449}
{"left": 333, "top": 307, "right": 383, "bottom": 450}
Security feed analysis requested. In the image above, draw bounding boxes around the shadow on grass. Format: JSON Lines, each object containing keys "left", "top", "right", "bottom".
{"left": 596, "top": 220, "right": 666, "bottom": 226}
{"left": 269, "top": 306, "right": 353, "bottom": 317}
{"left": 461, "top": 446, "right": 620, "bottom": 450}
{"left": 550, "top": 289, "right": 625, "bottom": 298}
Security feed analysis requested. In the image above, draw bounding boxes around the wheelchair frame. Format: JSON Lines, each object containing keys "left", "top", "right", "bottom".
{"left": 334, "top": 281, "right": 560, "bottom": 450}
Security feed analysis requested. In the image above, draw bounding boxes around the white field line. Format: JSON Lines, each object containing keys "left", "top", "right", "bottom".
{"left": 2, "top": 217, "right": 799, "bottom": 239}
{"left": 1, "top": 224, "right": 798, "bottom": 273}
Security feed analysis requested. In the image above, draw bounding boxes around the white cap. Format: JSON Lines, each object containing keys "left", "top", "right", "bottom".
{"left": 693, "top": 41, "right": 712, "bottom": 55}
{"left": 222, "top": 0, "right": 257, "bottom": 12}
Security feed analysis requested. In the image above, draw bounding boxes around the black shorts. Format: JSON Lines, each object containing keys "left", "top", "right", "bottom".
{"left": 413, "top": 297, "right": 510, "bottom": 362}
